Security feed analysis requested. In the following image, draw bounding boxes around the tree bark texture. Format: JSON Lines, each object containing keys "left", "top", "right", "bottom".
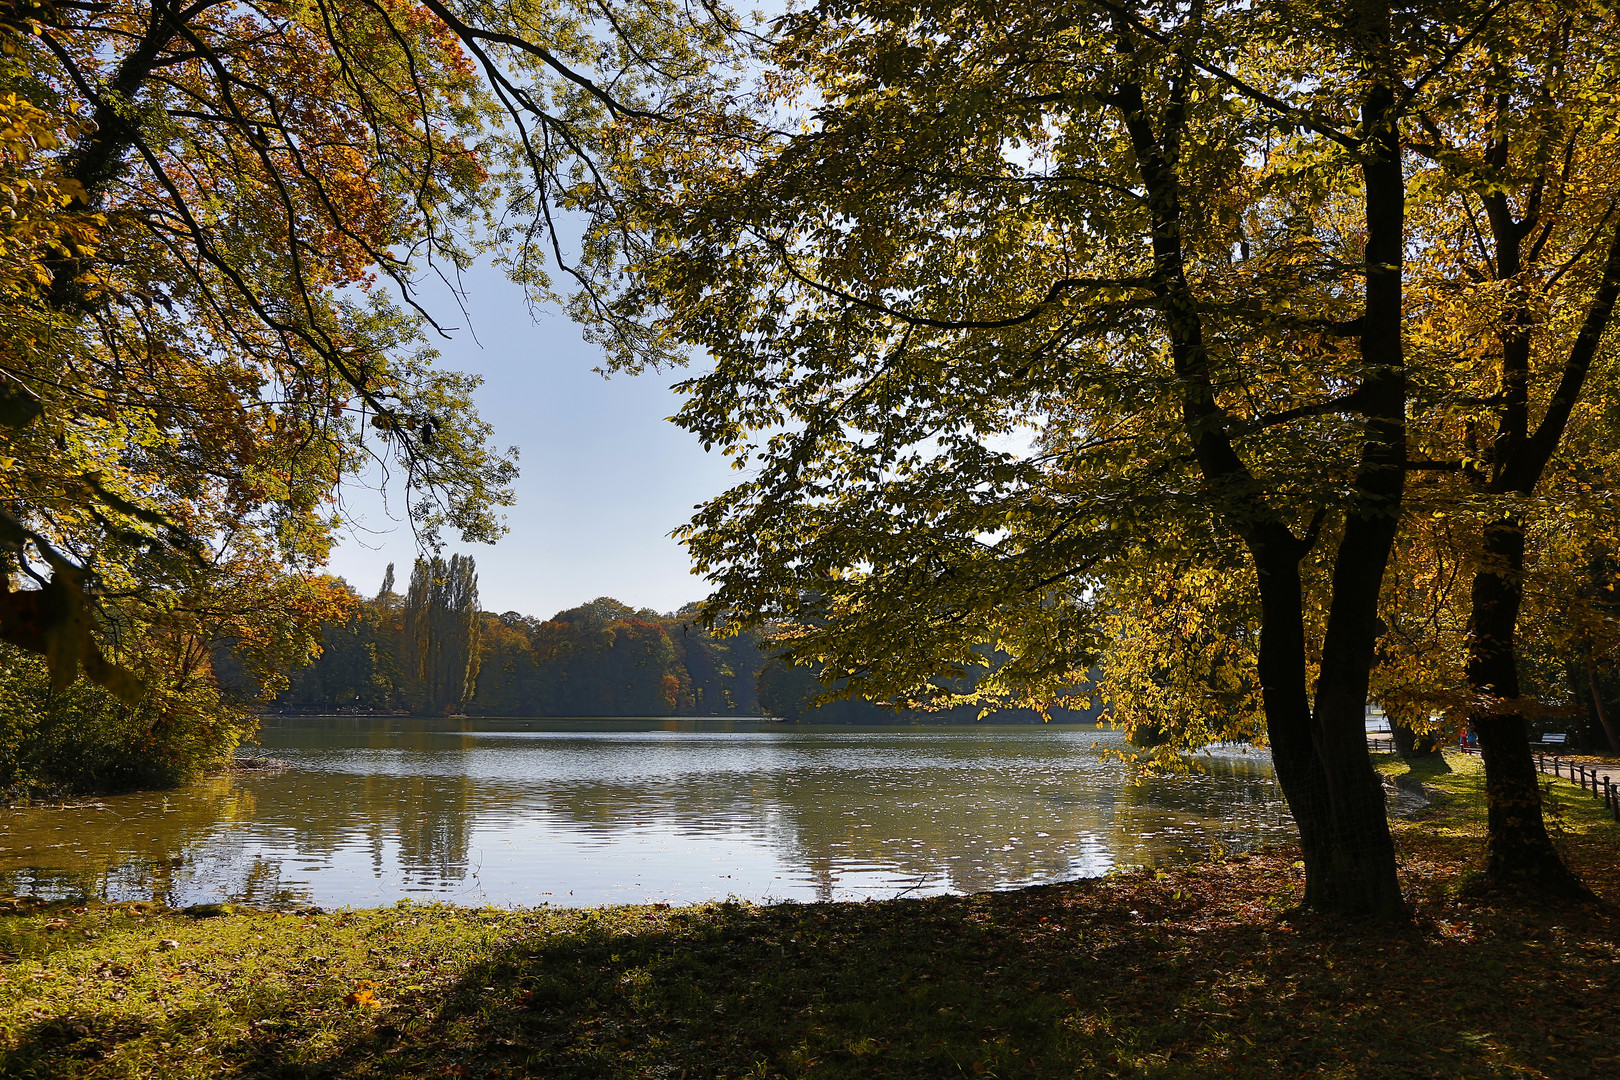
{"left": 1251, "top": 541, "right": 1337, "bottom": 908}
{"left": 1467, "top": 520, "right": 1592, "bottom": 896}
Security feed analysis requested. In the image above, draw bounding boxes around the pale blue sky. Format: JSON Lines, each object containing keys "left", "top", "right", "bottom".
{"left": 325, "top": 261, "right": 737, "bottom": 619}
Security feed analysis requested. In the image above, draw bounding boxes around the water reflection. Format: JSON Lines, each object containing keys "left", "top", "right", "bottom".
{"left": 0, "top": 720, "right": 1299, "bottom": 908}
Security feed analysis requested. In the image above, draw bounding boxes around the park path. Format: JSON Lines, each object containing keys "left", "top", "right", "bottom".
{"left": 1367, "top": 737, "right": 1620, "bottom": 821}
{"left": 1527, "top": 751, "right": 1620, "bottom": 821}
{"left": 1581, "top": 762, "right": 1620, "bottom": 787}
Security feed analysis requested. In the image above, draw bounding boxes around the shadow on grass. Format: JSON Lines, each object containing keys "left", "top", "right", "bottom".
{"left": 271, "top": 872, "right": 1618, "bottom": 1080}
{"left": 3, "top": 1010, "right": 154, "bottom": 1076}
{"left": 4, "top": 793, "right": 1618, "bottom": 1080}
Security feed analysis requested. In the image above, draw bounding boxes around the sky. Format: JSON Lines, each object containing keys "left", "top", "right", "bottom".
{"left": 323, "top": 260, "right": 738, "bottom": 620}
{"left": 326, "top": 6, "right": 785, "bottom": 621}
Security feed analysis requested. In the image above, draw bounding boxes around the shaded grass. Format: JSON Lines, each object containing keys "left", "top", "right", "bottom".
{"left": 2, "top": 759, "right": 1616, "bottom": 1079}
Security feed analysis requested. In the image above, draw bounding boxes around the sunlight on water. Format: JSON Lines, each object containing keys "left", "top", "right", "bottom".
{"left": 0, "top": 720, "right": 1298, "bottom": 908}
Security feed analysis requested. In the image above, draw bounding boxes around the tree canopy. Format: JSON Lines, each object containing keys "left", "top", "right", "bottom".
{"left": 580, "top": 0, "right": 1620, "bottom": 913}
{"left": 0, "top": 0, "right": 741, "bottom": 746}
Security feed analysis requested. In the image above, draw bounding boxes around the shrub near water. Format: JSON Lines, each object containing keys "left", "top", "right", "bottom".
{"left": 0, "top": 645, "right": 252, "bottom": 801}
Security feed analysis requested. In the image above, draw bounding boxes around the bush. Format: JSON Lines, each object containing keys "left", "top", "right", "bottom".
{"left": 0, "top": 644, "right": 254, "bottom": 801}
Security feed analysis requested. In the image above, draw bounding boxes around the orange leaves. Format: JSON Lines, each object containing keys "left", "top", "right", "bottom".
{"left": 343, "top": 980, "right": 383, "bottom": 1008}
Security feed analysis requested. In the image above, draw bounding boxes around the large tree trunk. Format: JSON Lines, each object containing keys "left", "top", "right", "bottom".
{"left": 1275, "top": 75, "right": 1406, "bottom": 921}
{"left": 1113, "top": 9, "right": 1408, "bottom": 918}
{"left": 1389, "top": 708, "right": 1443, "bottom": 757}
{"left": 1306, "top": 497, "right": 1407, "bottom": 918}
{"left": 1313, "top": 545, "right": 1405, "bottom": 918}
{"left": 1466, "top": 518, "right": 1592, "bottom": 897}
{"left": 1253, "top": 542, "right": 1405, "bottom": 918}
{"left": 1252, "top": 519, "right": 1405, "bottom": 918}
{"left": 1251, "top": 543, "right": 1338, "bottom": 909}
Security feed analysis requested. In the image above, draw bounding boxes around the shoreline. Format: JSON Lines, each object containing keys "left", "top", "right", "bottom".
{"left": 2, "top": 752, "right": 1615, "bottom": 1078}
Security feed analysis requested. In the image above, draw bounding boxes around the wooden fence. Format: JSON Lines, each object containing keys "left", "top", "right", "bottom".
{"left": 1366, "top": 737, "right": 1620, "bottom": 822}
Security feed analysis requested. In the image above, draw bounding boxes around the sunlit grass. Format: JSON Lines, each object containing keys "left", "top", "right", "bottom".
{"left": 2, "top": 760, "right": 1616, "bottom": 1078}
{"left": 1372, "top": 748, "right": 1618, "bottom": 834}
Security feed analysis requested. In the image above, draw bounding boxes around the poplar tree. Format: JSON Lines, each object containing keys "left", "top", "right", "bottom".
{"left": 402, "top": 554, "right": 481, "bottom": 715}
{"left": 377, "top": 564, "right": 397, "bottom": 603}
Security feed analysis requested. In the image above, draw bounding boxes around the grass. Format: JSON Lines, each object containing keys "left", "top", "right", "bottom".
{"left": 1, "top": 755, "right": 1616, "bottom": 1079}
{"left": 1371, "top": 748, "right": 1619, "bottom": 835}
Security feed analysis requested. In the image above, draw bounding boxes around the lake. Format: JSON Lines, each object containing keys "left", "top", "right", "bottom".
{"left": 0, "top": 719, "right": 1299, "bottom": 909}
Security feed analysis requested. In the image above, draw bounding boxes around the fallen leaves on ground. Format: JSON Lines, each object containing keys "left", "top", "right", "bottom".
{"left": 0, "top": 755, "right": 1615, "bottom": 1078}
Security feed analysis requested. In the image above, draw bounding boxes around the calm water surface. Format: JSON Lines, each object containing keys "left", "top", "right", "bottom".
{"left": 0, "top": 719, "right": 1296, "bottom": 908}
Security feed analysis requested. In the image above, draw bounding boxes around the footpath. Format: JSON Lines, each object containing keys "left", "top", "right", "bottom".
{"left": 1531, "top": 752, "right": 1620, "bottom": 821}
{"left": 1368, "top": 737, "right": 1620, "bottom": 821}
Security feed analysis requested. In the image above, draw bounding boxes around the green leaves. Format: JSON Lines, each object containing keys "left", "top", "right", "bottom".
{"left": 575, "top": 1, "right": 1620, "bottom": 758}
{"left": 575, "top": 2, "right": 1376, "bottom": 719}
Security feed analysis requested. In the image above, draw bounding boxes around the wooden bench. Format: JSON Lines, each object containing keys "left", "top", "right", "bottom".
{"left": 1536, "top": 733, "right": 1569, "bottom": 750}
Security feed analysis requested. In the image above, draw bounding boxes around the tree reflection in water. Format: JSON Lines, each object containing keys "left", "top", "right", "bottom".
{"left": 0, "top": 721, "right": 1300, "bottom": 907}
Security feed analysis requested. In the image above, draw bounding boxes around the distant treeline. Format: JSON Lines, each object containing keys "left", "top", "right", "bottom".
{"left": 259, "top": 561, "right": 1099, "bottom": 723}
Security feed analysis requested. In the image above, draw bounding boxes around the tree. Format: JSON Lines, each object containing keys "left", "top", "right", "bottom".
{"left": 377, "top": 564, "right": 397, "bottom": 603}
{"left": 527, "top": 599, "right": 690, "bottom": 715}
{"left": 0, "top": 0, "right": 743, "bottom": 728}
{"left": 1390, "top": 1, "right": 1620, "bottom": 895}
{"left": 4, "top": 559, "right": 348, "bottom": 793}
{"left": 402, "top": 553, "right": 480, "bottom": 714}
{"left": 579, "top": 0, "right": 1583, "bottom": 917}
{"left": 275, "top": 575, "right": 407, "bottom": 711}
{"left": 282, "top": 595, "right": 784, "bottom": 718}
{"left": 1517, "top": 541, "right": 1620, "bottom": 753}
{"left": 0, "top": 0, "right": 523, "bottom": 725}
{"left": 467, "top": 611, "right": 542, "bottom": 715}
{"left": 675, "top": 614, "right": 766, "bottom": 715}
